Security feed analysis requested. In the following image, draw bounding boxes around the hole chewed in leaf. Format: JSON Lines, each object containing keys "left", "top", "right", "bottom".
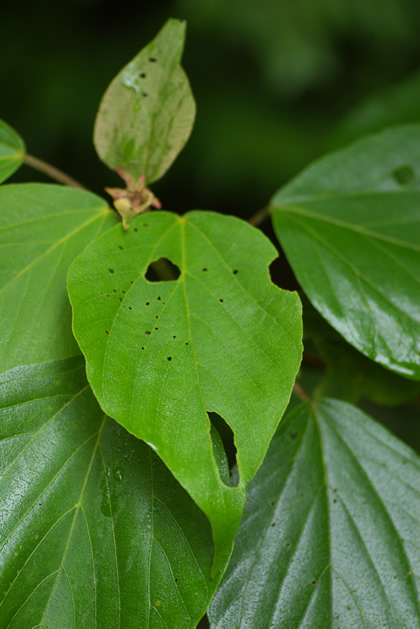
{"left": 209, "top": 412, "right": 238, "bottom": 488}
{"left": 145, "top": 258, "right": 181, "bottom": 282}
{"left": 392, "top": 165, "right": 415, "bottom": 186}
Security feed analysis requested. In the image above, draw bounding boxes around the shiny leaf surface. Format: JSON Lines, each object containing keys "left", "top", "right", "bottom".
{"left": 209, "top": 400, "right": 420, "bottom": 628}
{"left": 0, "top": 121, "right": 25, "bottom": 184}
{"left": 94, "top": 19, "right": 196, "bottom": 184}
{"left": 67, "top": 210, "right": 303, "bottom": 575}
{"left": 0, "top": 357, "right": 217, "bottom": 628}
{"left": 0, "top": 184, "right": 117, "bottom": 373}
{"left": 270, "top": 126, "right": 420, "bottom": 379}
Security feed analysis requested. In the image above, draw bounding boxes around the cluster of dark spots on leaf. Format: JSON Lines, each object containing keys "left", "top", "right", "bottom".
{"left": 233, "top": 269, "right": 238, "bottom": 275}
{"left": 290, "top": 431, "right": 298, "bottom": 440}
{"left": 167, "top": 357, "right": 172, "bottom": 361}
{"left": 149, "top": 57, "right": 157, "bottom": 62}
{"left": 145, "top": 331, "right": 151, "bottom": 335}
{"left": 109, "top": 268, "right": 114, "bottom": 274}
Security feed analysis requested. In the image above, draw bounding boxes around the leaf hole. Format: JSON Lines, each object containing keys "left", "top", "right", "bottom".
{"left": 209, "top": 412, "right": 238, "bottom": 487}
{"left": 392, "top": 165, "right": 415, "bottom": 185}
{"left": 145, "top": 258, "right": 181, "bottom": 282}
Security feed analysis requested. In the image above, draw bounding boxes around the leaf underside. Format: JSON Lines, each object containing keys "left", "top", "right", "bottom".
{"left": 0, "top": 357, "right": 217, "bottom": 629}
{"left": 209, "top": 399, "right": 420, "bottom": 629}
{"left": 0, "top": 120, "right": 25, "bottom": 184}
{"left": 270, "top": 125, "right": 420, "bottom": 380}
{"left": 67, "top": 210, "right": 303, "bottom": 575}
{"left": 93, "top": 18, "right": 196, "bottom": 184}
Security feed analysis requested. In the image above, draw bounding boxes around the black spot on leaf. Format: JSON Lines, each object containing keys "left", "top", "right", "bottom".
{"left": 145, "top": 331, "right": 151, "bottom": 335}
{"left": 290, "top": 431, "right": 298, "bottom": 440}
{"left": 167, "top": 357, "right": 172, "bottom": 361}
{"left": 233, "top": 269, "right": 238, "bottom": 275}
{"left": 139, "top": 72, "right": 146, "bottom": 78}
{"left": 149, "top": 57, "right": 157, "bottom": 62}
{"left": 392, "top": 165, "right": 415, "bottom": 185}
{"left": 134, "top": 228, "right": 138, "bottom": 232}
{"left": 105, "top": 330, "right": 109, "bottom": 334}
{"left": 108, "top": 268, "right": 114, "bottom": 274}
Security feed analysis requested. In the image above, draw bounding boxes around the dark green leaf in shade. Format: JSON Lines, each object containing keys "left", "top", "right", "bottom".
{"left": 0, "top": 357, "right": 218, "bottom": 628}
{"left": 0, "top": 121, "right": 25, "bottom": 184}
{"left": 93, "top": 19, "right": 196, "bottom": 184}
{"left": 270, "top": 125, "right": 420, "bottom": 380}
{"left": 67, "top": 210, "right": 303, "bottom": 575}
{"left": 302, "top": 295, "right": 420, "bottom": 405}
{"left": 0, "top": 184, "right": 117, "bottom": 374}
{"left": 209, "top": 400, "right": 420, "bottom": 629}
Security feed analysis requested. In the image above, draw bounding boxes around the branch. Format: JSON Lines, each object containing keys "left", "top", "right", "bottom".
{"left": 248, "top": 206, "right": 269, "bottom": 227}
{"left": 24, "top": 154, "right": 87, "bottom": 190}
{"left": 293, "top": 381, "right": 311, "bottom": 402}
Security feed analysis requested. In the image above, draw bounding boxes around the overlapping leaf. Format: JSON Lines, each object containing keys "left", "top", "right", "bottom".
{"left": 0, "top": 183, "right": 117, "bottom": 373}
{"left": 209, "top": 399, "right": 420, "bottom": 628}
{"left": 67, "top": 210, "right": 303, "bottom": 574}
{"left": 0, "top": 357, "right": 217, "bottom": 628}
{"left": 270, "top": 125, "right": 420, "bottom": 380}
{"left": 0, "top": 121, "right": 25, "bottom": 184}
{"left": 93, "top": 19, "right": 196, "bottom": 184}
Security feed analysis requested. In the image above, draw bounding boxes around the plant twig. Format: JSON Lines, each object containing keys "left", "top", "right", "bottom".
{"left": 293, "top": 381, "right": 311, "bottom": 402}
{"left": 248, "top": 205, "right": 269, "bottom": 227}
{"left": 24, "top": 154, "right": 87, "bottom": 189}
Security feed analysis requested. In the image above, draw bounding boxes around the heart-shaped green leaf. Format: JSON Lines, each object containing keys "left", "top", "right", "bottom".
{"left": 67, "top": 210, "right": 303, "bottom": 575}
{"left": 0, "top": 357, "right": 218, "bottom": 628}
{"left": 93, "top": 19, "right": 196, "bottom": 184}
{"left": 209, "top": 399, "right": 420, "bottom": 628}
{"left": 270, "top": 125, "right": 420, "bottom": 380}
{"left": 0, "top": 121, "right": 25, "bottom": 184}
{"left": 0, "top": 183, "right": 117, "bottom": 373}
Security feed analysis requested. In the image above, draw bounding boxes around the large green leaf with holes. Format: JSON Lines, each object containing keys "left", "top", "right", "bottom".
{"left": 93, "top": 19, "right": 195, "bottom": 184}
{"left": 270, "top": 125, "right": 420, "bottom": 380}
{"left": 67, "top": 210, "right": 303, "bottom": 575}
{"left": 0, "top": 183, "right": 117, "bottom": 373}
{"left": 0, "top": 121, "right": 25, "bottom": 184}
{"left": 0, "top": 356, "right": 218, "bottom": 628}
{"left": 209, "top": 399, "right": 420, "bottom": 629}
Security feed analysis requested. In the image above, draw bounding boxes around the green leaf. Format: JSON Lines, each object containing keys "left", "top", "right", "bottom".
{"left": 209, "top": 399, "right": 420, "bottom": 628}
{"left": 0, "top": 183, "right": 117, "bottom": 373}
{"left": 0, "top": 121, "right": 25, "bottom": 184}
{"left": 270, "top": 125, "right": 420, "bottom": 380}
{"left": 0, "top": 356, "right": 218, "bottom": 628}
{"left": 302, "top": 295, "right": 420, "bottom": 405}
{"left": 93, "top": 19, "right": 196, "bottom": 185}
{"left": 67, "top": 210, "right": 303, "bottom": 575}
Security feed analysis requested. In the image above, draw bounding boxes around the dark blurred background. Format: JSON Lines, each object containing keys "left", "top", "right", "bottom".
{"left": 3, "top": 0, "right": 420, "bottom": 216}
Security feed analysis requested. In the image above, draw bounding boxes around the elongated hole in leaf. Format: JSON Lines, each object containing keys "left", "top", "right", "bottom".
{"left": 392, "top": 165, "right": 415, "bottom": 185}
{"left": 209, "top": 412, "right": 238, "bottom": 487}
{"left": 145, "top": 257, "right": 181, "bottom": 282}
